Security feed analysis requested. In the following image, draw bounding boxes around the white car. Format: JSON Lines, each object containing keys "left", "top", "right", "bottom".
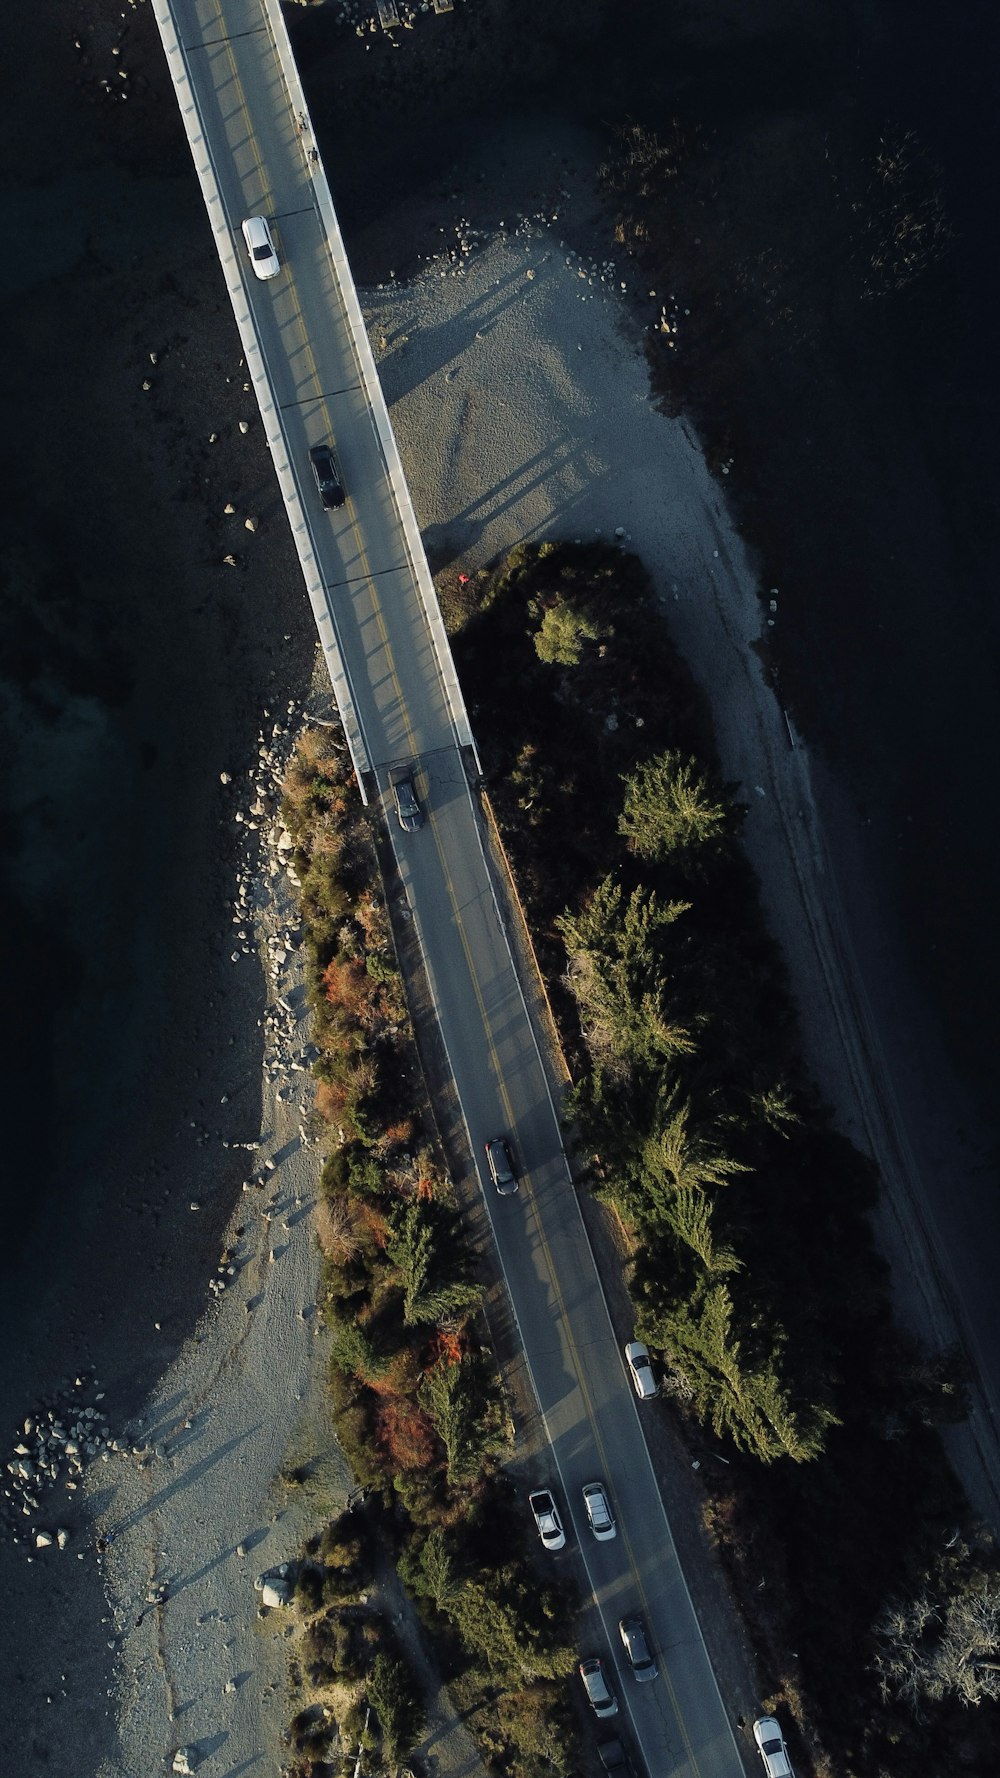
{"left": 582, "top": 1481, "right": 616, "bottom": 1541}
{"left": 241, "top": 215, "right": 280, "bottom": 280}
{"left": 624, "top": 1340, "right": 659, "bottom": 1399}
{"left": 528, "top": 1488, "right": 566, "bottom": 1551}
{"left": 753, "top": 1718, "right": 794, "bottom": 1778}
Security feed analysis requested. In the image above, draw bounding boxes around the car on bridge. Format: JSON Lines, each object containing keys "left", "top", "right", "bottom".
{"left": 309, "top": 442, "right": 346, "bottom": 510}
{"left": 389, "top": 768, "right": 423, "bottom": 832}
{"left": 241, "top": 214, "right": 279, "bottom": 280}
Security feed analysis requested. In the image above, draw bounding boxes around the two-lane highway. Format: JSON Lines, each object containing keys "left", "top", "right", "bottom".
{"left": 154, "top": 3, "right": 749, "bottom": 1774}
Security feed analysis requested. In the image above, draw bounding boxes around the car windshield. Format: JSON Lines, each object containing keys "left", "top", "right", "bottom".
{"left": 253, "top": 242, "right": 270, "bottom": 260}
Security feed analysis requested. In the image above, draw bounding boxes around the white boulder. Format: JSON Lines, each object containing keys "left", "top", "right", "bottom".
{"left": 261, "top": 1578, "right": 292, "bottom": 1608}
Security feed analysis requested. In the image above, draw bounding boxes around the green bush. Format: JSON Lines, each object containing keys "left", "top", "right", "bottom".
{"left": 365, "top": 1651, "right": 425, "bottom": 1759}
{"left": 296, "top": 1563, "right": 325, "bottom": 1614}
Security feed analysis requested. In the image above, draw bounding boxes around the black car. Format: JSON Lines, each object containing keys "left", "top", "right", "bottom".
{"left": 390, "top": 768, "right": 423, "bottom": 832}
{"left": 309, "top": 442, "right": 345, "bottom": 509}
{"left": 597, "top": 1739, "right": 636, "bottom": 1778}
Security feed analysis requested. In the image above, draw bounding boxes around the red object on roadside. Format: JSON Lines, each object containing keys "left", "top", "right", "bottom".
{"left": 458, "top": 572, "right": 470, "bottom": 585}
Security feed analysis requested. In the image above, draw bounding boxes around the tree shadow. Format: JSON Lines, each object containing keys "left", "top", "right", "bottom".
{"left": 111, "top": 1426, "right": 260, "bottom": 1536}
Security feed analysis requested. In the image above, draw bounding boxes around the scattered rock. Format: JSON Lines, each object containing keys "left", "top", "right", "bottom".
{"left": 35, "top": 1531, "right": 54, "bottom": 1549}
{"left": 56, "top": 1528, "right": 70, "bottom": 1550}
{"left": 172, "top": 1750, "right": 198, "bottom": 1776}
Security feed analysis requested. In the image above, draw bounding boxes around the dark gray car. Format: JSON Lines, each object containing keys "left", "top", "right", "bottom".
{"left": 485, "top": 1136, "right": 518, "bottom": 1195}
{"left": 618, "top": 1615, "right": 657, "bottom": 1682}
{"left": 389, "top": 768, "right": 423, "bottom": 832}
{"left": 598, "top": 1738, "right": 636, "bottom": 1778}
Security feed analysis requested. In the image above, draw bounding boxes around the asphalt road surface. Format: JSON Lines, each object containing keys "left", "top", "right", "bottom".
{"left": 159, "top": 4, "right": 749, "bottom": 1774}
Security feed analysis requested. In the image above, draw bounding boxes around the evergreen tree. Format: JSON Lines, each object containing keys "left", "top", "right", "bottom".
{"left": 619, "top": 749, "right": 736, "bottom": 869}
{"left": 419, "top": 1354, "right": 509, "bottom": 1485}
{"left": 366, "top": 1651, "right": 425, "bottom": 1757}
{"left": 534, "top": 595, "right": 606, "bottom": 665}
{"left": 387, "top": 1201, "right": 482, "bottom": 1327}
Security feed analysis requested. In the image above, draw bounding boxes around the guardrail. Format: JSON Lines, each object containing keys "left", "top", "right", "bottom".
{"left": 153, "top": 0, "right": 482, "bottom": 790}
{"left": 151, "top": 0, "right": 372, "bottom": 787}
{"left": 262, "top": 0, "right": 480, "bottom": 775}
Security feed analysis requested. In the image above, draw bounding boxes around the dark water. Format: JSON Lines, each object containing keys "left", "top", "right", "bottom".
{"left": 0, "top": 0, "right": 996, "bottom": 1331}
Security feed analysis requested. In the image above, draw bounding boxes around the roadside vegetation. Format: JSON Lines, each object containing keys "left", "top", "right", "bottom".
{"left": 443, "top": 541, "right": 1000, "bottom": 1778}
{"left": 279, "top": 539, "right": 999, "bottom": 1778}
{"left": 279, "top": 725, "right": 581, "bottom": 1778}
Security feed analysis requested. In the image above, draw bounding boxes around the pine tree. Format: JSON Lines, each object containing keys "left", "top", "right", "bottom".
{"left": 619, "top": 749, "right": 736, "bottom": 868}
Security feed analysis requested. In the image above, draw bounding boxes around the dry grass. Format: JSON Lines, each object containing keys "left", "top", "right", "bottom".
{"left": 315, "top": 1197, "right": 361, "bottom": 1267}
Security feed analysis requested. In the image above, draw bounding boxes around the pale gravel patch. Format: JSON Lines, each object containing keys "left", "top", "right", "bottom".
{"left": 89, "top": 827, "right": 347, "bottom": 1778}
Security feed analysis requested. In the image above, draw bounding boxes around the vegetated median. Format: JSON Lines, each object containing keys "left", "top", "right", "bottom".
{"left": 441, "top": 541, "right": 1000, "bottom": 1778}
{"left": 276, "top": 723, "right": 580, "bottom": 1778}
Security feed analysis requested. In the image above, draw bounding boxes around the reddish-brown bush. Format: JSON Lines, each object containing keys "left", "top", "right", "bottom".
{"left": 373, "top": 1397, "right": 438, "bottom": 1472}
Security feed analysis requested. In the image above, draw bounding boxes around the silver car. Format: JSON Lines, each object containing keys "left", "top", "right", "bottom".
{"left": 241, "top": 215, "right": 279, "bottom": 280}
{"left": 579, "top": 1657, "right": 618, "bottom": 1718}
{"left": 582, "top": 1481, "right": 616, "bottom": 1541}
